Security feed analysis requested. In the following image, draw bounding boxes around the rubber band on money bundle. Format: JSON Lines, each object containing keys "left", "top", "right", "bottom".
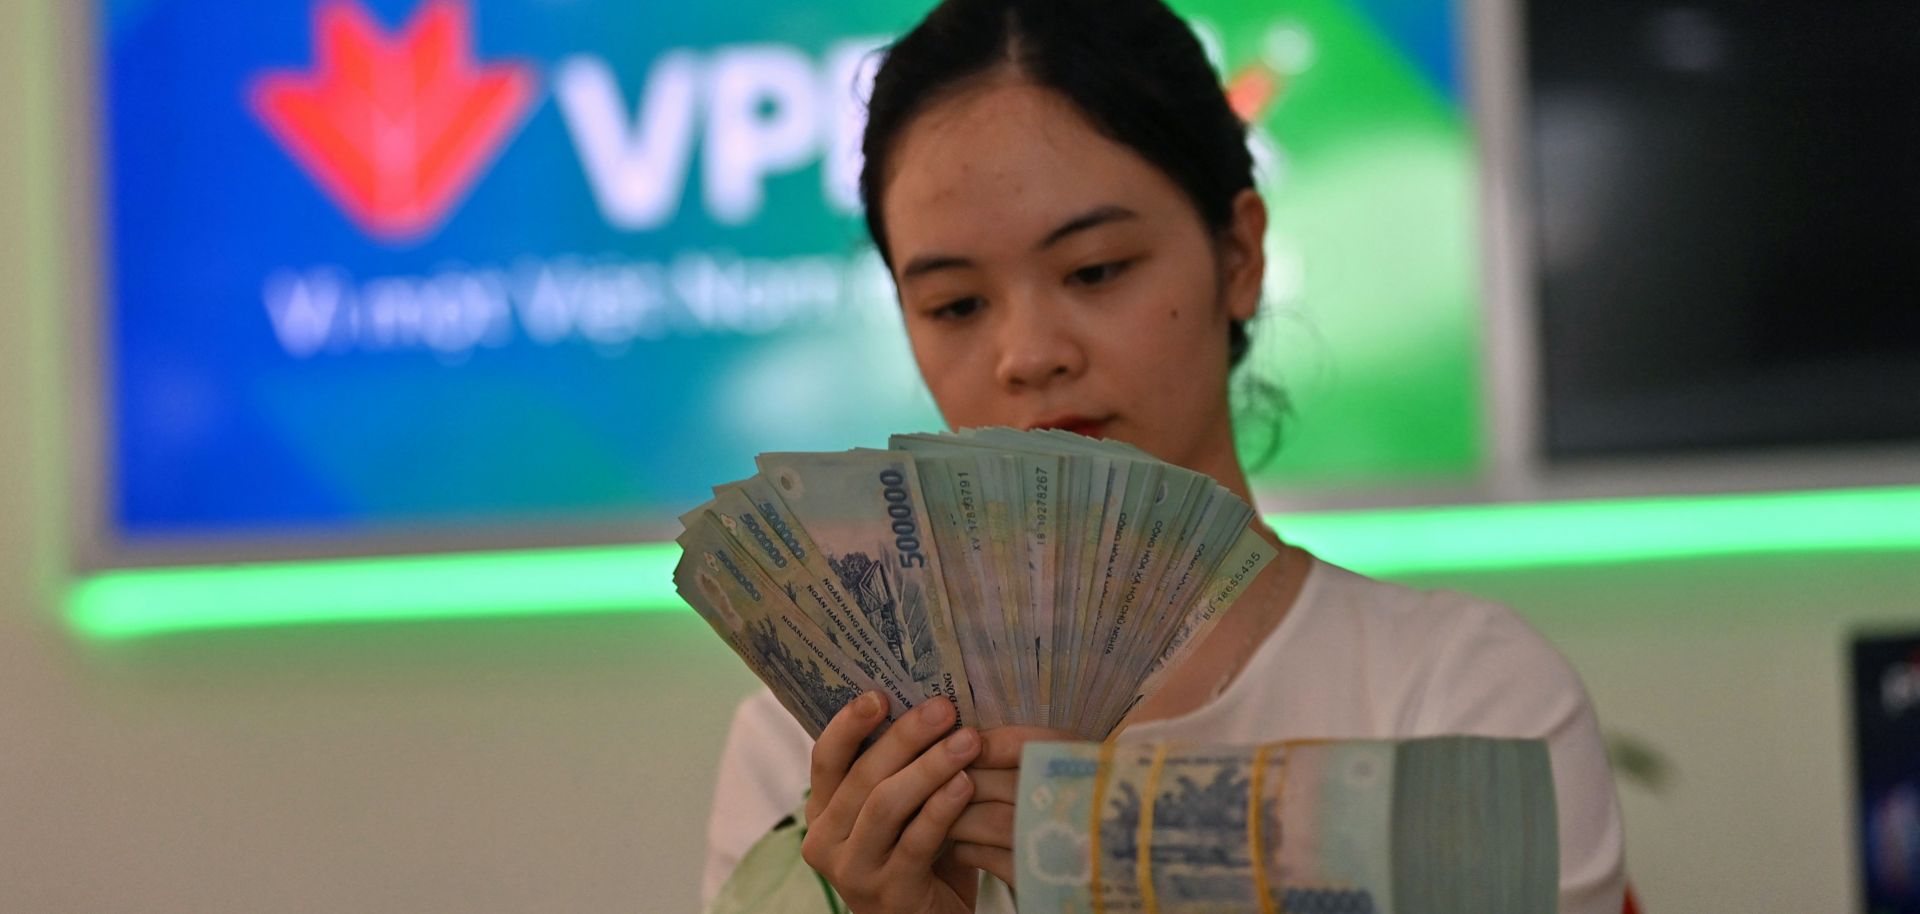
{"left": 1249, "top": 743, "right": 1283, "bottom": 914}
{"left": 1137, "top": 742, "right": 1170, "bottom": 914}
{"left": 1089, "top": 739, "right": 1118, "bottom": 914}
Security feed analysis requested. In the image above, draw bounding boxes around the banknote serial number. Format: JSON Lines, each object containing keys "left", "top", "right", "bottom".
{"left": 880, "top": 469, "right": 929, "bottom": 568}
{"left": 1045, "top": 758, "right": 1100, "bottom": 777}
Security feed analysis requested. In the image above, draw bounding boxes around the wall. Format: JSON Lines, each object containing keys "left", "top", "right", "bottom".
{"left": 3, "top": 1, "right": 1913, "bottom": 912}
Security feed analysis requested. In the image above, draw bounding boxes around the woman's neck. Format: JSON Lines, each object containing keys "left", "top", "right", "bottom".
{"left": 1178, "top": 414, "right": 1259, "bottom": 509}
{"left": 1120, "top": 540, "right": 1310, "bottom": 727}
{"left": 1115, "top": 416, "right": 1312, "bottom": 728}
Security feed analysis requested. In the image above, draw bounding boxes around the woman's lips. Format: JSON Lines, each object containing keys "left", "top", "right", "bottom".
{"left": 1029, "top": 415, "right": 1111, "bottom": 439}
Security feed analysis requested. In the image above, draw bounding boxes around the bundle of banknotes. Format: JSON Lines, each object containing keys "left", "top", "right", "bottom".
{"left": 1016, "top": 737, "right": 1560, "bottom": 914}
{"left": 674, "top": 428, "right": 1280, "bottom": 738}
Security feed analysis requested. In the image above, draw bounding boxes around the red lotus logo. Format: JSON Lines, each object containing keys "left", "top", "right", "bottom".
{"left": 249, "top": 0, "right": 538, "bottom": 242}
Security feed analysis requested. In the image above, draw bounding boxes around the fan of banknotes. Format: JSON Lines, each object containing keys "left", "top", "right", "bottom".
{"left": 674, "top": 428, "right": 1279, "bottom": 740}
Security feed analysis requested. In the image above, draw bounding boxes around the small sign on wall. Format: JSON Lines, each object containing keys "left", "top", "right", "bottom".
{"left": 1854, "top": 630, "right": 1920, "bottom": 914}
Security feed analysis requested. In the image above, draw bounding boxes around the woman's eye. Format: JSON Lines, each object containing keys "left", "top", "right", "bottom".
{"left": 931, "top": 297, "right": 983, "bottom": 321}
{"left": 1069, "top": 260, "right": 1132, "bottom": 287}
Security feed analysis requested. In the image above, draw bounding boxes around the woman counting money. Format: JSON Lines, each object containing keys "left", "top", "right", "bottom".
{"left": 701, "top": 0, "right": 1626, "bottom": 911}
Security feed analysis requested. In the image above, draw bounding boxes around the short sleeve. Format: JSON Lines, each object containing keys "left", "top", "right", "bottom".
{"left": 1409, "top": 596, "right": 1628, "bottom": 914}
{"left": 701, "top": 689, "right": 816, "bottom": 908}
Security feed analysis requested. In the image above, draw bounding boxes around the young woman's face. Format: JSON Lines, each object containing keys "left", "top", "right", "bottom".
{"left": 879, "top": 78, "right": 1264, "bottom": 470}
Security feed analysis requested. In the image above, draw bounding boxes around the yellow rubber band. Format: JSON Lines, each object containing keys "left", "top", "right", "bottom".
{"left": 1090, "top": 740, "right": 1118, "bottom": 914}
{"left": 1249, "top": 744, "right": 1281, "bottom": 914}
{"left": 1137, "top": 743, "right": 1170, "bottom": 914}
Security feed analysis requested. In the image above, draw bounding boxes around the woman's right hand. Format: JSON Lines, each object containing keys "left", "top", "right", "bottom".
{"left": 801, "top": 692, "right": 984, "bottom": 914}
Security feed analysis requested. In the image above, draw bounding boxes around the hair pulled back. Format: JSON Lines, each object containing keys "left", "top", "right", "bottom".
{"left": 859, "top": 0, "right": 1260, "bottom": 367}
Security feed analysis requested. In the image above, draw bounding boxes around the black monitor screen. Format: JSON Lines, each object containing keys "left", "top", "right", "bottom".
{"left": 1526, "top": 1, "right": 1920, "bottom": 459}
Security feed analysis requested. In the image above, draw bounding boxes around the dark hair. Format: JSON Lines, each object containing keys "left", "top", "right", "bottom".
{"left": 859, "top": 0, "right": 1287, "bottom": 457}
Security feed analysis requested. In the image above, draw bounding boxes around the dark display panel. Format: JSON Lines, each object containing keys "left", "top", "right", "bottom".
{"left": 1528, "top": 1, "right": 1920, "bottom": 459}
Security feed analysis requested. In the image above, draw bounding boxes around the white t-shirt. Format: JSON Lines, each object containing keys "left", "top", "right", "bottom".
{"left": 702, "top": 558, "right": 1627, "bottom": 914}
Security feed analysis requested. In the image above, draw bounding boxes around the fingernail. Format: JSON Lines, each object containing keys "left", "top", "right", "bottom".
{"left": 945, "top": 771, "right": 972, "bottom": 797}
{"left": 946, "top": 728, "right": 978, "bottom": 757}
{"left": 919, "top": 696, "right": 952, "bottom": 725}
{"left": 859, "top": 692, "right": 885, "bottom": 718}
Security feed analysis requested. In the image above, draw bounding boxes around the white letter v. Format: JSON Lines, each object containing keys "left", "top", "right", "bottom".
{"left": 555, "top": 53, "right": 700, "bottom": 231}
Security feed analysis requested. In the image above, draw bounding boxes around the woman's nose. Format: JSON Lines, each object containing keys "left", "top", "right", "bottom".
{"left": 992, "top": 292, "right": 1087, "bottom": 391}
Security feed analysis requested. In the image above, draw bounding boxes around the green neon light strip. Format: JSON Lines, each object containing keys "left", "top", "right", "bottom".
{"left": 68, "top": 486, "right": 1920, "bottom": 639}
{"left": 70, "top": 545, "right": 685, "bottom": 639}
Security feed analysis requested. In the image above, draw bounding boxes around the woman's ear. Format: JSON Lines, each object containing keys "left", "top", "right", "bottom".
{"left": 1219, "top": 189, "right": 1268, "bottom": 323}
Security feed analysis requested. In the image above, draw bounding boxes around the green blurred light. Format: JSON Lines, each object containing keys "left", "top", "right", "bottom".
{"left": 68, "top": 486, "right": 1920, "bottom": 640}
{"left": 1276, "top": 485, "right": 1920, "bottom": 576}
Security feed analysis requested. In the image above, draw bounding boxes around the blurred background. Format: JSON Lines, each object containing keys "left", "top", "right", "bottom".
{"left": 1, "top": 0, "right": 1916, "bottom": 911}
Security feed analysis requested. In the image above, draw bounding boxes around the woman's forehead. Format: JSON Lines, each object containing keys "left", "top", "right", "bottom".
{"left": 880, "top": 80, "right": 1189, "bottom": 254}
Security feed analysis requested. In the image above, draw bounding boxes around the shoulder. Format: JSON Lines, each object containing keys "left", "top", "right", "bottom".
{"left": 1289, "top": 562, "right": 1626, "bottom": 913}
{"left": 713, "top": 688, "right": 815, "bottom": 809}
{"left": 727, "top": 687, "right": 818, "bottom": 755}
{"left": 1293, "top": 561, "right": 1587, "bottom": 737}
{"left": 702, "top": 689, "right": 815, "bottom": 907}
{"left": 1302, "top": 559, "right": 1546, "bottom": 651}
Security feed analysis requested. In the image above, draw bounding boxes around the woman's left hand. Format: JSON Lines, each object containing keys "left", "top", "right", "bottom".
{"left": 946, "top": 725, "right": 1081, "bottom": 887}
